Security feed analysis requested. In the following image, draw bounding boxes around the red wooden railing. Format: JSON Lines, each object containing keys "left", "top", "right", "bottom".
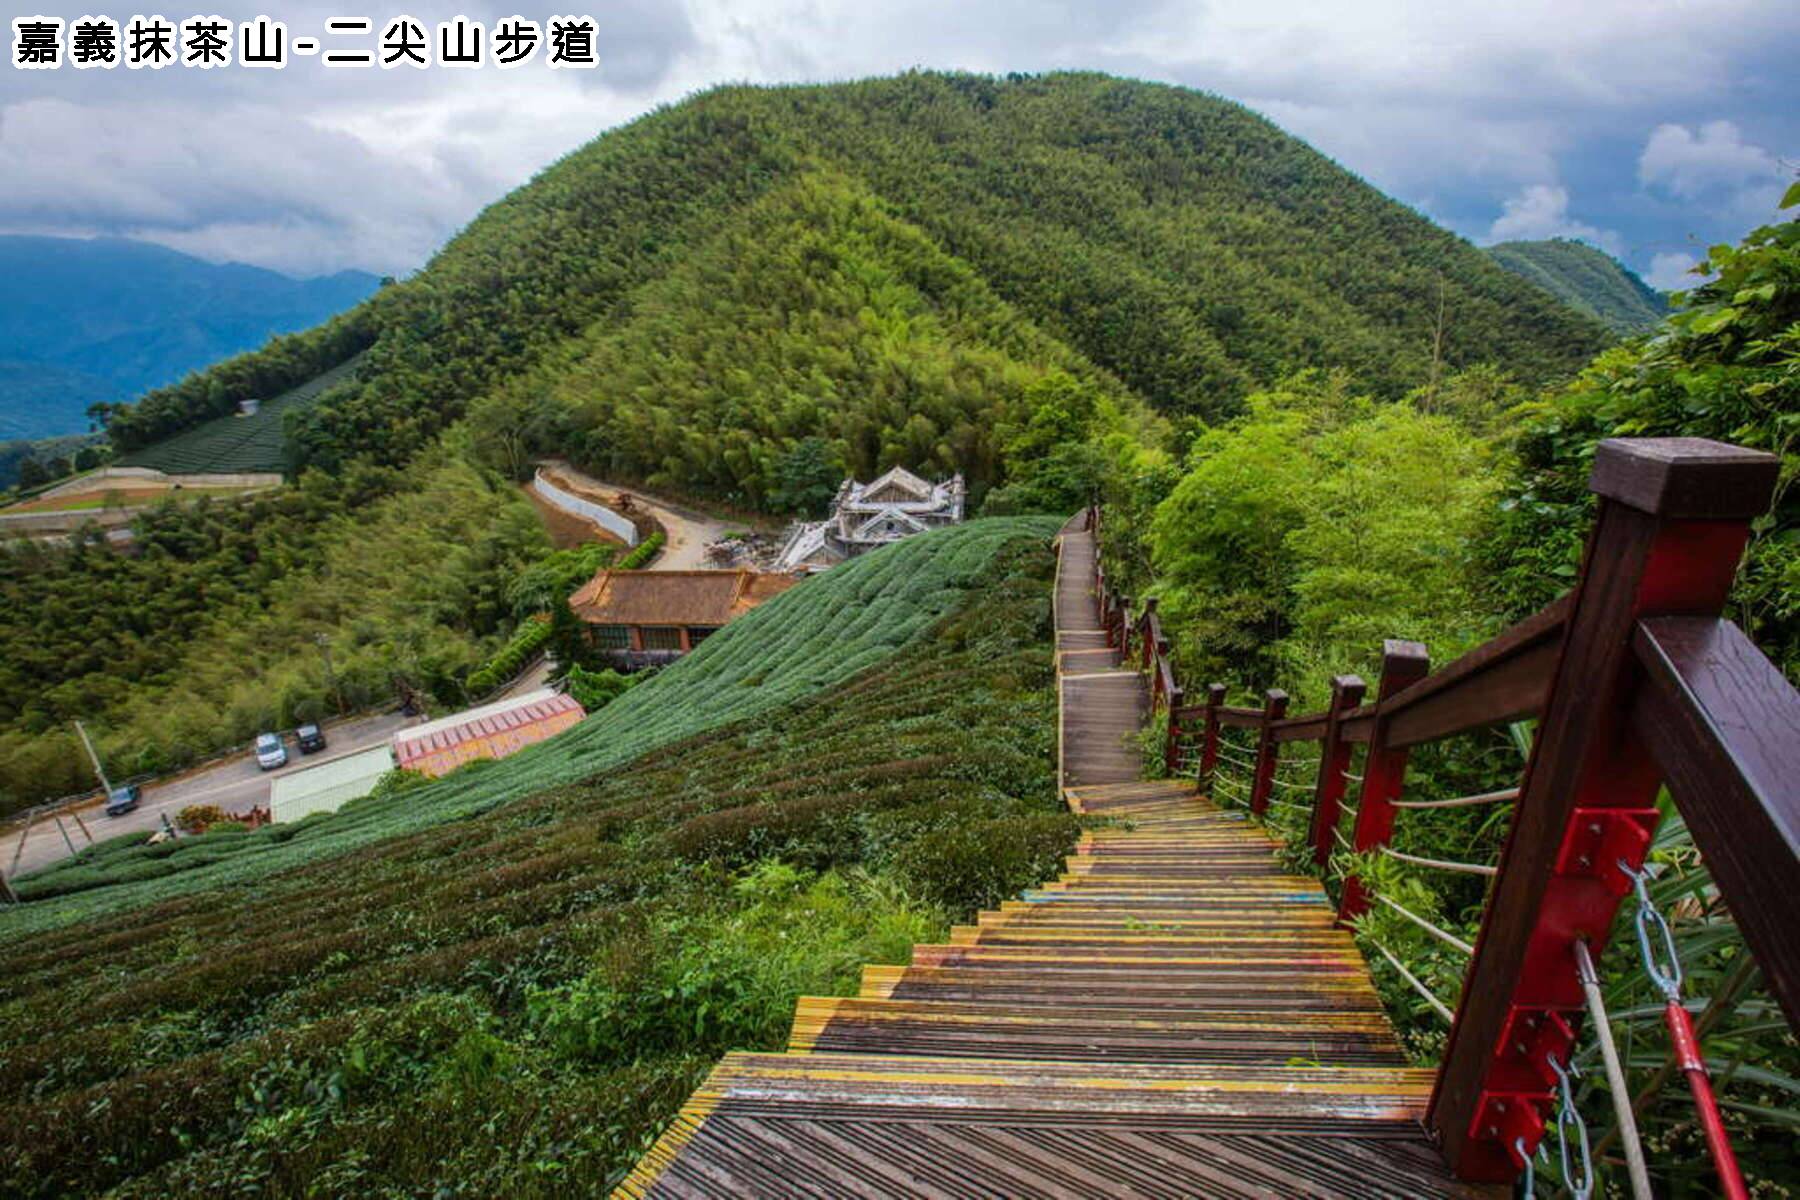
{"left": 1088, "top": 437, "right": 1800, "bottom": 1188}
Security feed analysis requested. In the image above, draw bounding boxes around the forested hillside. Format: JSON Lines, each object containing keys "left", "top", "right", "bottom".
{"left": 0, "top": 72, "right": 1612, "bottom": 812}
{"left": 114, "top": 72, "right": 1608, "bottom": 482}
{"left": 1486, "top": 238, "right": 1667, "bottom": 335}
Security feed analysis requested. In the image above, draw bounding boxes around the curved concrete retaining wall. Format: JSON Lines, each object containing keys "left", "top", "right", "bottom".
{"left": 531, "top": 469, "right": 639, "bottom": 546}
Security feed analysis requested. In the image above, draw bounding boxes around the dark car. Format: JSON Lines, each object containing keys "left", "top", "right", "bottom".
{"left": 296, "top": 723, "right": 327, "bottom": 754}
{"left": 104, "top": 784, "right": 141, "bottom": 817}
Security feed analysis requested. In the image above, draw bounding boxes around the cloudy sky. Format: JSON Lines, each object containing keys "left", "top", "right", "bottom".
{"left": 3, "top": 0, "right": 1795, "bottom": 289}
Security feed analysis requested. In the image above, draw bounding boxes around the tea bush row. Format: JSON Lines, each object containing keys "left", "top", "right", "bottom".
{"left": 0, "top": 527, "right": 1071, "bottom": 1196}
{"left": 1, "top": 517, "right": 1057, "bottom": 937}
{"left": 119, "top": 356, "right": 365, "bottom": 475}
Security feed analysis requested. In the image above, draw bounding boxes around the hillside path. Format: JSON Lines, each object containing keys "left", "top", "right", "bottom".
{"left": 535, "top": 462, "right": 739, "bottom": 570}
{"left": 616, "top": 515, "right": 1492, "bottom": 1198}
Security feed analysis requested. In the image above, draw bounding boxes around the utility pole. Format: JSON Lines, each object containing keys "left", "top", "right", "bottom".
{"left": 53, "top": 816, "right": 77, "bottom": 857}
{"left": 317, "top": 633, "right": 344, "bottom": 715}
{"left": 74, "top": 719, "right": 113, "bottom": 795}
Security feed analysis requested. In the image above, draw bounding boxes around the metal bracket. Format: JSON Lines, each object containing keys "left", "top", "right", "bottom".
{"left": 1469, "top": 1092, "right": 1548, "bottom": 1166}
{"left": 1555, "top": 808, "right": 1659, "bottom": 894}
{"left": 1500, "top": 1009, "right": 1578, "bottom": 1089}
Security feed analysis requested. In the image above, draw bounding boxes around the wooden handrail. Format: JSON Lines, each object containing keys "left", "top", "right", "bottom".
{"left": 1090, "top": 439, "right": 1797, "bottom": 1189}
{"left": 1430, "top": 437, "right": 1784, "bottom": 1182}
{"left": 1631, "top": 615, "right": 1800, "bottom": 1030}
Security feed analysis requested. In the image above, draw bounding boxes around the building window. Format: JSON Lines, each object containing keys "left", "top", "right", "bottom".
{"left": 590, "top": 625, "right": 631, "bottom": 650}
{"left": 641, "top": 626, "right": 684, "bottom": 652}
{"left": 687, "top": 626, "right": 720, "bottom": 646}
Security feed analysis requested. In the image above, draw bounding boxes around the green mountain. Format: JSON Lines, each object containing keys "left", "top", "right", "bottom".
{"left": 108, "top": 72, "right": 1610, "bottom": 491}
{"left": 1485, "top": 238, "right": 1668, "bottom": 335}
{"left": 1, "top": 72, "right": 1616, "bottom": 815}
{"left": 0, "top": 236, "right": 379, "bottom": 440}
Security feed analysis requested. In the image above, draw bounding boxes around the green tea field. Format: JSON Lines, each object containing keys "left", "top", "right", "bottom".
{"left": 119, "top": 354, "right": 365, "bottom": 475}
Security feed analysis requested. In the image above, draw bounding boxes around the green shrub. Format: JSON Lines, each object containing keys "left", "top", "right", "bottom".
{"left": 564, "top": 665, "right": 636, "bottom": 712}
{"left": 893, "top": 812, "right": 1080, "bottom": 913}
{"left": 530, "top": 863, "right": 945, "bottom": 1065}
{"left": 467, "top": 616, "right": 553, "bottom": 697}
{"left": 616, "top": 531, "right": 666, "bottom": 570}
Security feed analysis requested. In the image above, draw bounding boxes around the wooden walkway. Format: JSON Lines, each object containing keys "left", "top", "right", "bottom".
{"left": 1056, "top": 522, "right": 1148, "bottom": 788}
{"left": 616, "top": 523, "right": 1492, "bottom": 1198}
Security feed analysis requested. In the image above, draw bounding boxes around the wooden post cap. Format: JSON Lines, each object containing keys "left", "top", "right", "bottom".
{"left": 1381, "top": 639, "right": 1430, "bottom": 666}
{"left": 1590, "top": 438, "right": 1780, "bottom": 519}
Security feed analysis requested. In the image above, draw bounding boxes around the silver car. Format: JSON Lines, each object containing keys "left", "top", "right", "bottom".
{"left": 254, "top": 732, "right": 288, "bottom": 770}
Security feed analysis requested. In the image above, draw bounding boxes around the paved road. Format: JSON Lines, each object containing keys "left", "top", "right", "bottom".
{"left": 7, "top": 474, "right": 733, "bottom": 883}
{"left": 539, "top": 463, "right": 743, "bottom": 570}
{"left": 5, "top": 709, "right": 422, "bottom": 880}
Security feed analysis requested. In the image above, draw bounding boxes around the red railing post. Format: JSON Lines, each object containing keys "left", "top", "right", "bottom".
{"left": 1248, "top": 689, "right": 1288, "bottom": 816}
{"left": 1162, "top": 682, "right": 1186, "bottom": 775}
{"left": 1307, "top": 674, "right": 1367, "bottom": 868}
{"left": 1198, "top": 683, "right": 1226, "bottom": 793}
{"left": 1337, "top": 641, "right": 1430, "bottom": 922}
{"left": 1117, "top": 595, "right": 1134, "bottom": 660}
{"left": 1429, "top": 438, "right": 1780, "bottom": 1183}
{"left": 1141, "top": 597, "right": 1159, "bottom": 671}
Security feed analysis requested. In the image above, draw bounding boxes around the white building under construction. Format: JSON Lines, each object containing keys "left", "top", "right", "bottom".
{"left": 776, "top": 467, "right": 966, "bottom": 573}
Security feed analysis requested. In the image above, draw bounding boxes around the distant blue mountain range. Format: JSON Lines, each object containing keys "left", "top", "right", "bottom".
{"left": 0, "top": 236, "right": 380, "bottom": 441}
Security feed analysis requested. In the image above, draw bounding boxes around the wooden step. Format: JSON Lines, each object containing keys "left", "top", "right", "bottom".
{"left": 619, "top": 1053, "right": 1495, "bottom": 1199}
{"left": 613, "top": 523, "right": 1492, "bottom": 1199}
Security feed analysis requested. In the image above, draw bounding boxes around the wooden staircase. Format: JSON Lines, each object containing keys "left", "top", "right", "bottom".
{"left": 615, "top": 521, "right": 1494, "bottom": 1197}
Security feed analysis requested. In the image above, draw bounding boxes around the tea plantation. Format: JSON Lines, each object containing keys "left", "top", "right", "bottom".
{"left": 3, "top": 517, "right": 1061, "bottom": 934}
{"left": 0, "top": 520, "right": 1070, "bottom": 1197}
{"left": 119, "top": 354, "right": 365, "bottom": 475}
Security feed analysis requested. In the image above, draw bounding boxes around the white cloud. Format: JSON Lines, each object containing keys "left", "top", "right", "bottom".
{"left": 1485, "top": 184, "right": 1623, "bottom": 255}
{"left": 1645, "top": 251, "right": 1705, "bottom": 292}
{"left": 1639, "top": 120, "right": 1782, "bottom": 199}
{"left": 0, "top": 0, "right": 1796, "bottom": 275}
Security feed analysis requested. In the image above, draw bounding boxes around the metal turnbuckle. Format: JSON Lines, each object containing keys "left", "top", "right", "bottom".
{"left": 1548, "top": 1055, "right": 1594, "bottom": 1200}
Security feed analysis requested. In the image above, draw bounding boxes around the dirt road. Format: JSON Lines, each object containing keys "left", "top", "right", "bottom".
{"left": 536, "top": 463, "right": 744, "bottom": 570}
{"left": 6, "top": 709, "right": 422, "bottom": 880}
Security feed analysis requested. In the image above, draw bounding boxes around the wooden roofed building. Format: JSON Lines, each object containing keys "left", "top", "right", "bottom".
{"left": 568, "top": 569, "right": 801, "bottom": 667}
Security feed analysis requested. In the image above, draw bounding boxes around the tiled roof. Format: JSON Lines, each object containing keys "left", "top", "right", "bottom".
{"left": 393, "top": 689, "right": 585, "bottom": 775}
{"left": 568, "top": 569, "right": 801, "bottom": 627}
